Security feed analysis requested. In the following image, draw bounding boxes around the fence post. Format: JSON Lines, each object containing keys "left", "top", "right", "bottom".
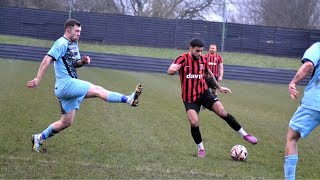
{"left": 257, "top": 25, "right": 261, "bottom": 54}
{"left": 221, "top": 0, "right": 226, "bottom": 53}
{"left": 273, "top": 27, "right": 276, "bottom": 56}
{"left": 240, "top": 24, "right": 243, "bottom": 53}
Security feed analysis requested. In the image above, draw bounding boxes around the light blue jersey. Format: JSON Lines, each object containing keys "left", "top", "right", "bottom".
{"left": 47, "top": 37, "right": 91, "bottom": 113}
{"left": 300, "top": 42, "right": 320, "bottom": 111}
{"left": 47, "top": 37, "right": 80, "bottom": 83}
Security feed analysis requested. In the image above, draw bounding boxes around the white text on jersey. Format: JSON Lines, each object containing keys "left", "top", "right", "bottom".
{"left": 186, "top": 74, "right": 203, "bottom": 79}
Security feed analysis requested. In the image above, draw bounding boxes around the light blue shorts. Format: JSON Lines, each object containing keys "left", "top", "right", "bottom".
{"left": 55, "top": 78, "right": 92, "bottom": 114}
{"left": 289, "top": 106, "right": 320, "bottom": 138}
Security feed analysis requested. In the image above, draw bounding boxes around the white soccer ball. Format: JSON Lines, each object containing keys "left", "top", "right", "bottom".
{"left": 230, "top": 145, "right": 248, "bottom": 161}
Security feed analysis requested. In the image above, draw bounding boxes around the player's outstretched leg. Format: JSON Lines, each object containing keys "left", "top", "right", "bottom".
{"left": 219, "top": 112, "right": 258, "bottom": 145}
{"left": 31, "top": 134, "right": 42, "bottom": 153}
{"left": 127, "top": 83, "right": 143, "bottom": 107}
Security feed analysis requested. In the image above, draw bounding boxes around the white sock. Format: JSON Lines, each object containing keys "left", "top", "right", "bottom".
{"left": 126, "top": 93, "right": 134, "bottom": 104}
{"left": 197, "top": 142, "right": 204, "bottom": 150}
{"left": 238, "top": 128, "right": 248, "bottom": 137}
{"left": 126, "top": 95, "right": 131, "bottom": 104}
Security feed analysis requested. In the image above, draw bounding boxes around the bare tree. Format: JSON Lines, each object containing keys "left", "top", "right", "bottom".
{"left": 227, "top": 0, "right": 262, "bottom": 25}
{"left": 0, "top": 0, "right": 66, "bottom": 11}
{"left": 115, "top": 0, "right": 224, "bottom": 20}
{"left": 230, "top": 0, "right": 320, "bottom": 29}
{"left": 67, "top": 0, "right": 121, "bottom": 14}
{"left": 261, "top": 0, "right": 319, "bottom": 29}
{"left": 176, "top": 0, "right": 215, "bottom": 20}
{"left": 145, "top": 0, "right": 182, "bottom": 19}
{"left": 1, "top": 0, "right": 227, "bottom": 21}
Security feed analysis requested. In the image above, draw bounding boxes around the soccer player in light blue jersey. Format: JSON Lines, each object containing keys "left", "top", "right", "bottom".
{"left": 284, "top": 42, "right": 320, "bottom": 180}
{"left": 26, "top": 19, "right": 142, "bottom": 153}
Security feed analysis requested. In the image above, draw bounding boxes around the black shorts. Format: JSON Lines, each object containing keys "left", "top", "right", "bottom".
{"left": 204, "top": 76, "right": 218, "bottom": 89}
{"left": 183, "top": 90, "right": 219, "bottom": 113}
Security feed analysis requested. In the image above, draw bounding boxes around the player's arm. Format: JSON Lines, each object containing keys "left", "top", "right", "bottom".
{"left": 75, "top": 55, "right": 91, "bottom": 68}
{"left": 207, "top": 68, "right": 220, "bottom": 89}
{"left": 289, "top": 60, "right": 314, "bottom": 99}
{"left": 219, "top": 62, "right": 224, "bottom": 81}
{"left": 207, "top": 69, "right": 231, "bottom": 94}
{"left": 26, "top": 55, "right": 53, "bottom": 88}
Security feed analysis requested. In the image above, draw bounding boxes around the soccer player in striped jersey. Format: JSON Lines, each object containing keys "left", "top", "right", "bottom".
{"left": 167, "top": 38, "right": 257, "bottom": 158}
{"left": 284, "top": 42, "right": 320, "bottom": 180}
{"left": 204, "top": 44, "right": 224, "bottom": 96}
{"left": 26, "top": 19, "right": 142, "bottom": 153}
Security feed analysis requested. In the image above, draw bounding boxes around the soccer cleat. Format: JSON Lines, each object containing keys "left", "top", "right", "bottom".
{"left": 31, "top": 134, "right": 41, "bottom": 153}
{"left": 128, "top": 83, "right": 143, "bottom": 107}
{"left": 197, "top": 149, "right": 206, "bottom": 158}
{"left": 244, "top": 134, "right": 258, "bottom": 145}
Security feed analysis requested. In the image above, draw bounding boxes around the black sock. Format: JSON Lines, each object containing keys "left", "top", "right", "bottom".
{"left": 191, "top": 126, "right": 202, "bottom": 144}
{"left": 221, "top": 113, "right": 241, "bottom": 131}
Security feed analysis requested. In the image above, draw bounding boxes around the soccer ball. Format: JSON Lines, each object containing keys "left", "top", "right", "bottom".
{"left": 230, "top": 145, "right": 248, "bottom": 161}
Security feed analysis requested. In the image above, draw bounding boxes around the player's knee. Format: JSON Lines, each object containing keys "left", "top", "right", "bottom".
{"left": 287, "top": 134, "right": 299, "bottom": 143}
{"left": 190, "top": 122, "right": 199, "bottom": 127}
{"left": 188, "top": 118, "right": 199, "bottom": 127}
{"left": 287, "top": 133, "right": 300, "bottom": 143}
{"left": 89, "top": 85, "right": 106, "bottom": 97}
{"left": 214, "top": 108, "right": 227, "bottom": 117}
{"left": 218, "top": 111, "right": 227, "bottom": 117}
{"left": 286, "top": 128, "right": 301, "bottom": 141}
{"left": 93, "top": 85, "right": 104, "bottom": 93}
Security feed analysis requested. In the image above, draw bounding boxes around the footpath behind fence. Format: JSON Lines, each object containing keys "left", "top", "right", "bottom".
{"left": 0, "top": 43, "right": 311, "bottom": 85}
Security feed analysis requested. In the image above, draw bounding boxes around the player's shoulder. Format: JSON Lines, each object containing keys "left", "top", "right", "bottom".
{"left": 307, "top": 42, "right": 320, "bottom": 53}
{"left": 53, "top": 37, "right": 69, "bottom": 48}
{"left": 311, "top": 42, "right": 320, "bottom": 47}
{"left": 175, "top": 52, "right": 188, "bottom": 60}
{"left": 216, "top": 52, "right": 222, "bottom": 57}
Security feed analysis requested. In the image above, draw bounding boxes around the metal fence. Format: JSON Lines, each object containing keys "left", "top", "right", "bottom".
{"left": 1, "top": 7, "right": 319, "bottom": 57}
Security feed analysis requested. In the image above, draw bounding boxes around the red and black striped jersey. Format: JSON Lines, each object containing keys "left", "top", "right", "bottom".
{"left": 204, "top": 53, "right": 223, "bottom": 78}
{"left": 173, "top": 52, "right": 208, "bottom": 103}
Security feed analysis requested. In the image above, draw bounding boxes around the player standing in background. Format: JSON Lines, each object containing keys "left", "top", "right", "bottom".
{"left": 26, "top": 19, "right": 142, "bottom": 153}
{"left": 204, "top": 44, "right": 224, "bottom": 95}
{"left": 167, "top": 38, "right": 257, "bottom": 158}
{"left": 284, "top": 42, "right": 320, "bottom": 180}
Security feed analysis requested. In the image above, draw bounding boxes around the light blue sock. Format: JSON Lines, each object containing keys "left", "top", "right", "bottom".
{"left": 40, "top": 125, "right": 56, "bottom": 140}
{"left": 106, "top": 91, "right": 128, "bottom": 103}
{"left": 284, "top": 154, "right": 298, "bottom": 180}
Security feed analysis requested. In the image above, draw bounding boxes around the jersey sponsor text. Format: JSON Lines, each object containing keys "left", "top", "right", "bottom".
{"left": 186, "top": 74, "right": 203, "bottom": 79}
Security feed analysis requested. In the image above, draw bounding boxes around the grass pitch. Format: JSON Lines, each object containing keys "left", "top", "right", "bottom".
{"left": 0, "top": 58, "right": 319, "bottom": 179}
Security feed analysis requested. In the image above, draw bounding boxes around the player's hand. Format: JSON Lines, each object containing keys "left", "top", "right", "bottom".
{"left": 26, "top": 77, "right": 40, "bottom": 88}
{"left": 81, "top": 55, "right": 91, "bottom": 65}
{"left": 218, "top": 77, "right": 223, "bottom": 82}
{"left": 170, "top": 64, "right": 181, "bottom": 71}
{"left": 168, "top": 64, "right": 181, "bottom": 75}
{"left": 219, "top": 86, "right": 232, "bottom": 94}
{"left": 289, "top": 82, "right": 299, "bottom": 99}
